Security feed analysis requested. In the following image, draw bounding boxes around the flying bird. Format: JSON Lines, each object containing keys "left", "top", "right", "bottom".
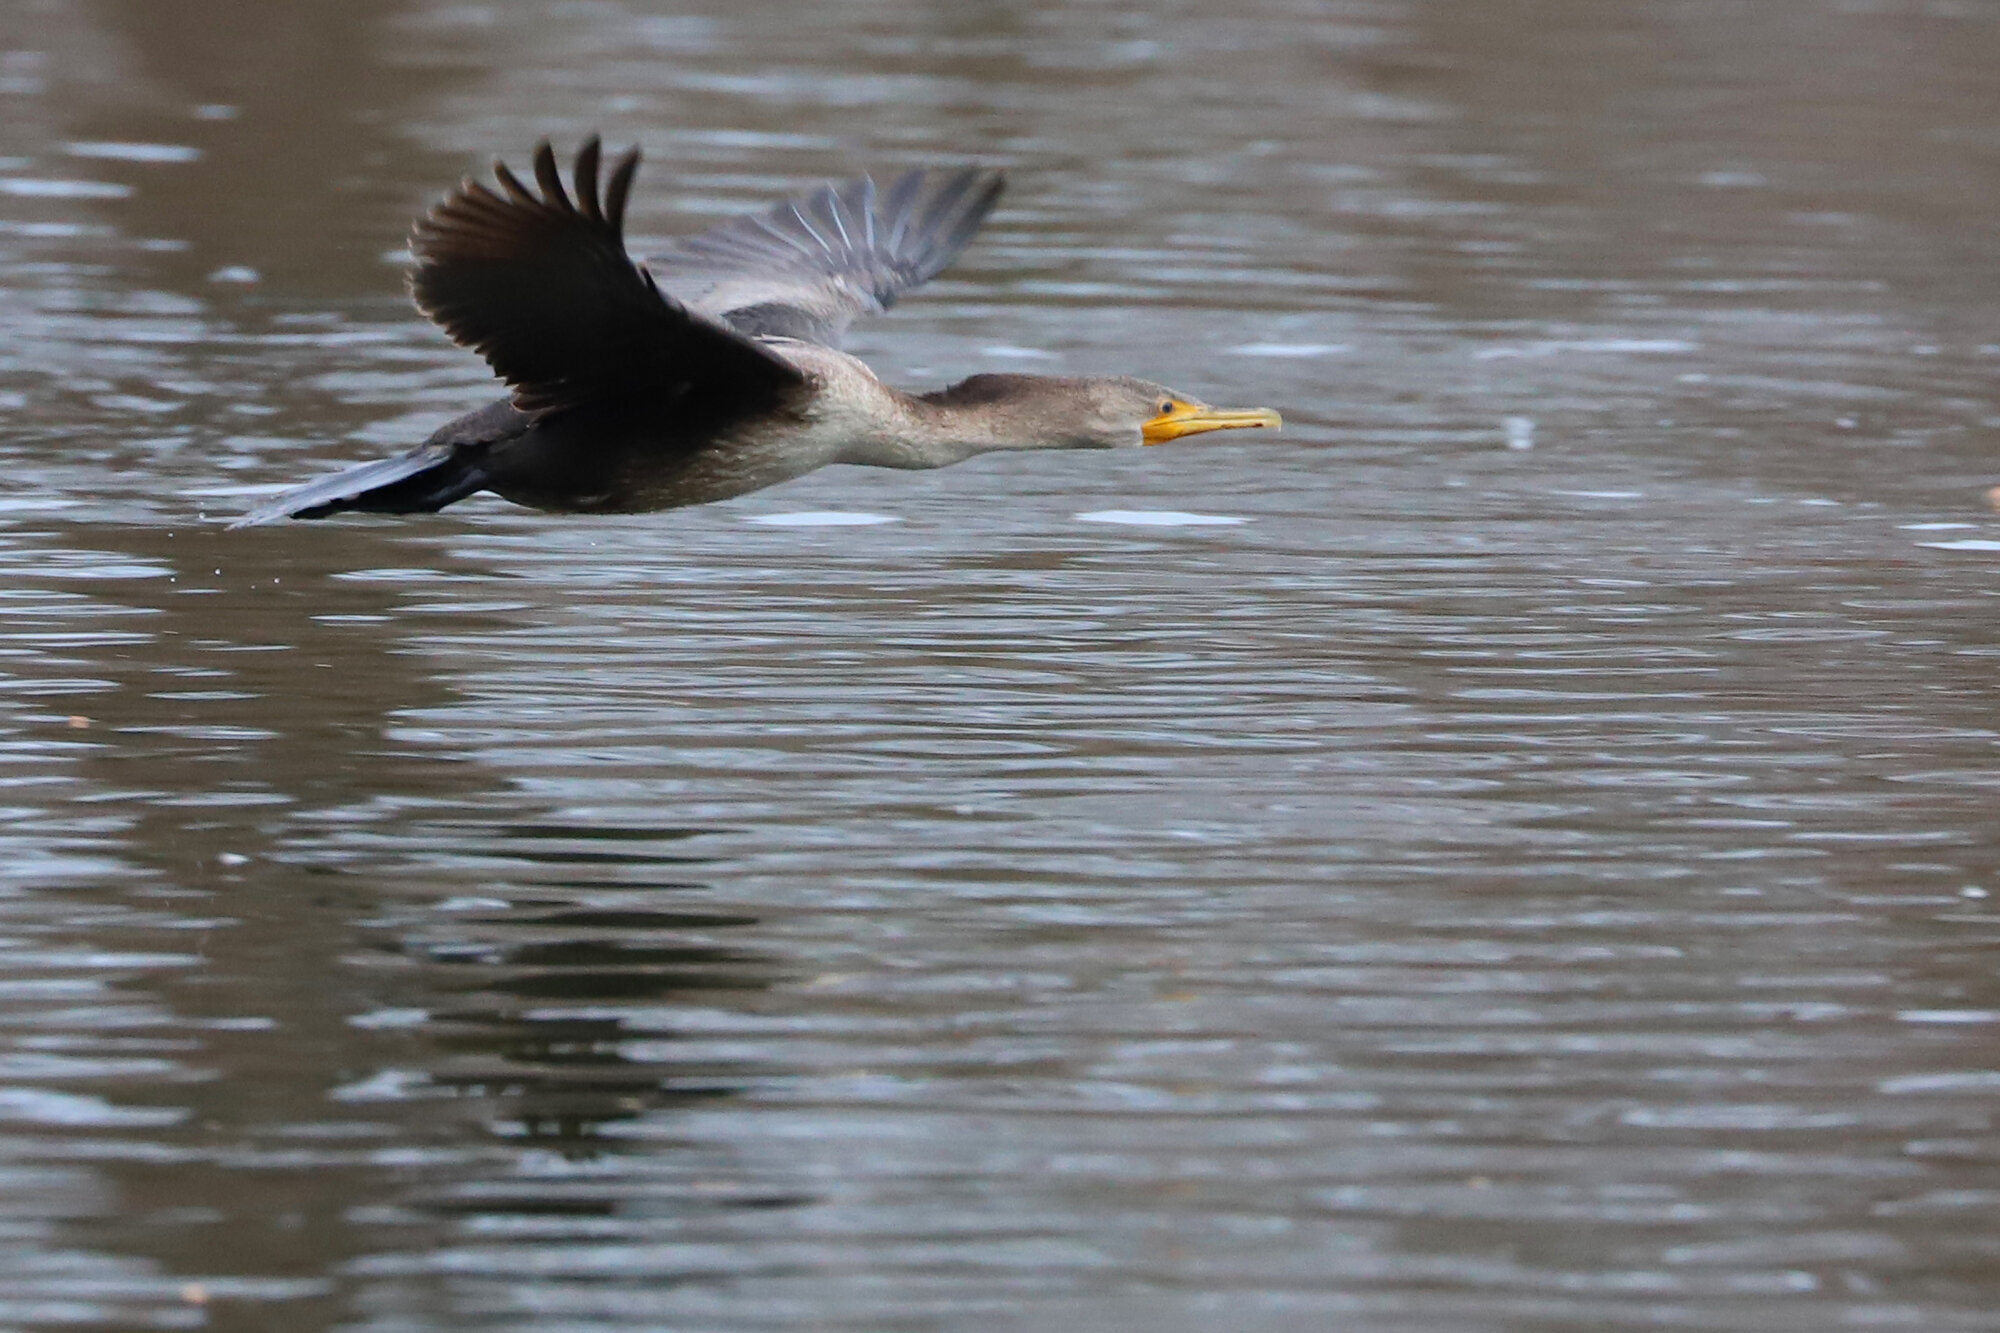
{"left": 234, "top": 138, "right": 1280, "bottom": 526}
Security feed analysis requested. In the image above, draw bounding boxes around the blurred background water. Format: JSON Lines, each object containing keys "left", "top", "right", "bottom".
{"left": 2, "top": 0, "right": 1999, "bottom": 1328}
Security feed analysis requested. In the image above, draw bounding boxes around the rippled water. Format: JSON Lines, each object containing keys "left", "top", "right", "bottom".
{"left": 4, "top": 0, "right": 2000, "bottom": 1328}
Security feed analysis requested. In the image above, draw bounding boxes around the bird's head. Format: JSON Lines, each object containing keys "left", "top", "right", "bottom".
{"left": 1076, "top": 376, "right": 1283, "bottom": 449}
{"left": 913, "top": 373, "right": 1282, "bottom": 455}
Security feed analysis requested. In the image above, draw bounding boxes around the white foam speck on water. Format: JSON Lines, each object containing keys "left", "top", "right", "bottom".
{"left": 1897, "top": 1010, "right": 2000, "bottom": 1025}
{"left": 1504, "top": 416, "right": 1535, "bottom": 450}
{"left": 1878, "top": 1070, "right": 2000, "bottom": 1095}
{"left": 1076, "top": 510, "right": 1248, "bottom": 526}
{"left": 181, "top": 483, "right": 293, "bottom": 497}
{"left": 0, "top": 497, "right": 84, "bottom": 513}
{"left": 0, "top": 177, "right": 133, "bottom": 199}
{"left": 745, "top": 511, "right": 899, "bottom": 526}
{"left": 1225, "top": 342, "right": 1350, "bottom": 358}
{"left": 0, "top": 1088, "right": 187, "bottom": 1128}
{"left": 329, "top": 1069, "right": 425, "bottom": 1102}
{"left": 64, "top": 141, "right": 202, "bottom": 163}
{"left": 1917, "top": 539, "right": 2000, "bottom": 551}
{"left": 1475, "top": 338, "right": 1696, "bottom": 360}
{"left": 979, "top": 345, "right": 1060, "bottom": 360}
{"left": 1901, "top": 522, "right": 1977, "bottom": 530}
{"left": 349, "top": 1008, "right": 431, "bottom": 1030}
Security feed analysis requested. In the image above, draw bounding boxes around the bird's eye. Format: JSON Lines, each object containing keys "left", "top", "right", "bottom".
{"left": 1158, "top": 400, "right": 1176, "bottom": 414}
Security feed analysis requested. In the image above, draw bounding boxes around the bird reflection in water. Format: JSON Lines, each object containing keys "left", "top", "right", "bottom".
{"left": 382, "top": 822, "right": 779, "bottom": 1161}
{"left": 422, "top": 912, "right": 766, "bottom": 1151}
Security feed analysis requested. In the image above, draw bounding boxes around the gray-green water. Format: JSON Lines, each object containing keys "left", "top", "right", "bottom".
{"left": 3, "top": 1, "right": 1999, "bottom": 1328}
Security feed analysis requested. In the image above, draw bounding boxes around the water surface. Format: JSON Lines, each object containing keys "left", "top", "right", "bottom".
{"left": 3, "top": 1, "right": 1999, "bottom": 1328}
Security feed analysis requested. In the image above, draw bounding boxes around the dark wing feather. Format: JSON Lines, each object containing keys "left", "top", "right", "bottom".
{"left": 652, "top": 166, "right": 1005, "bottom": 345}
{"left": 409, "top": 137, "right": 804, "bottom": 417}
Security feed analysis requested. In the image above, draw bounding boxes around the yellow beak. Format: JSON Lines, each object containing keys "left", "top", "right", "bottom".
{"left": 1141, "top": 401, "right": 1283, "bottom": 445}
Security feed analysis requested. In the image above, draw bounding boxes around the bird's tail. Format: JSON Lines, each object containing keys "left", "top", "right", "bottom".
{"left": 228, "top": 444, "right": 488, "bottom": 528}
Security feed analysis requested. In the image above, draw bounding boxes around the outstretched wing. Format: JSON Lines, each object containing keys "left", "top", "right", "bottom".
{"left": 409, "top": 138, "right": 804, "bottom": 417}
{"left": 652, "top": 166, "right": 1005, "bottom": 346}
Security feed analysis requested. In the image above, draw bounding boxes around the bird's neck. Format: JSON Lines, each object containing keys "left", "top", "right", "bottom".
{"left": 840, "top": 377, "right": 1088, "bottom": 470}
